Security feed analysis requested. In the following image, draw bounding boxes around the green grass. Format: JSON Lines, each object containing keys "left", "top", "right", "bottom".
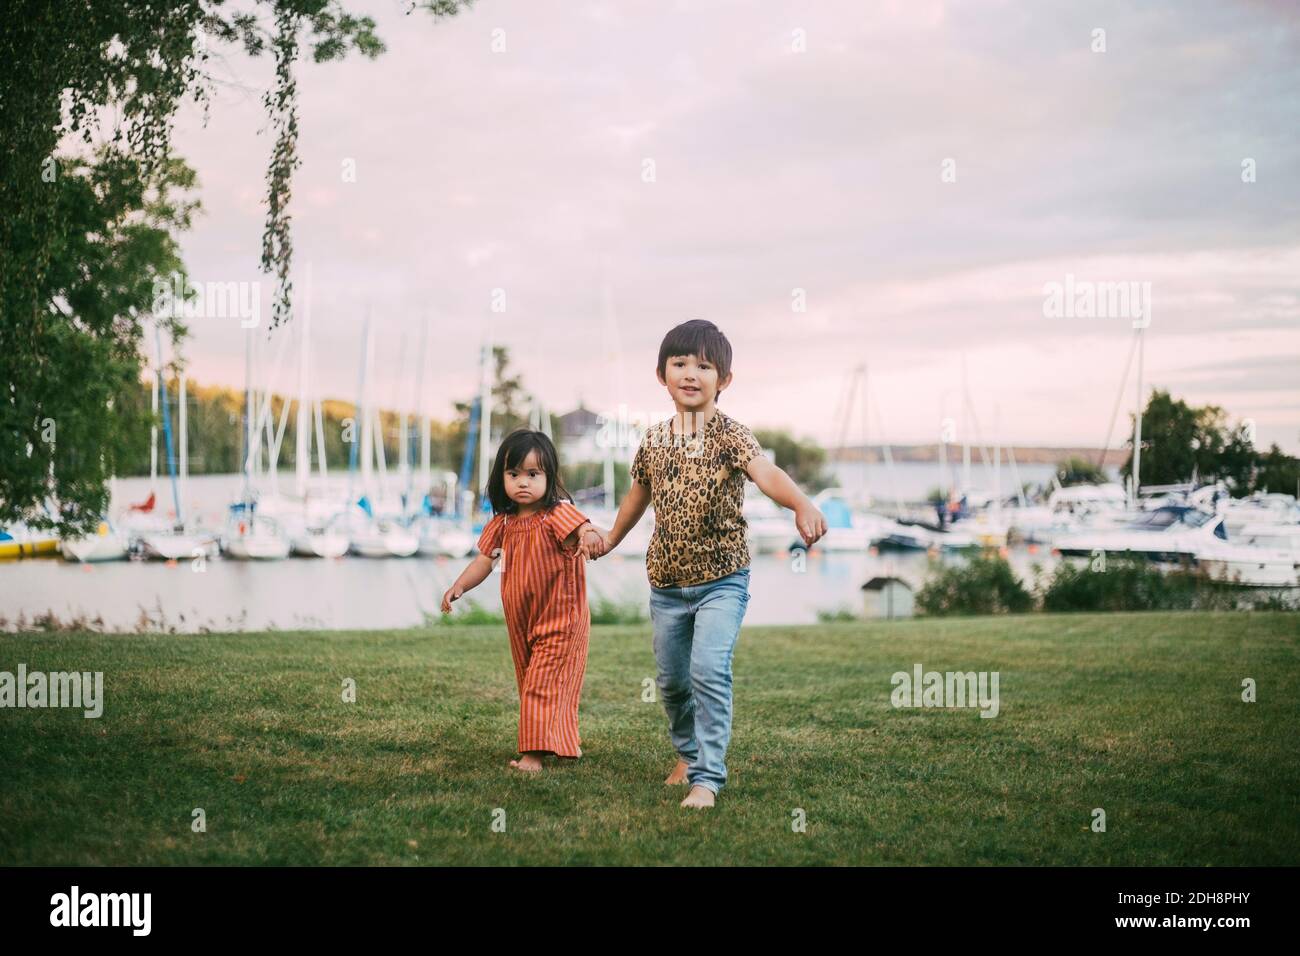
{"left": 2, "top": 612, "right": 1297, "bottom": 865}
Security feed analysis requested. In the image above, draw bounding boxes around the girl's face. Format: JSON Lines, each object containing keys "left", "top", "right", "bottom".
{"left": 660, "top": 352, "right": 732, "bottom": 410}
{"left": 505, "top": 449, "right": 547, "bottom": 508}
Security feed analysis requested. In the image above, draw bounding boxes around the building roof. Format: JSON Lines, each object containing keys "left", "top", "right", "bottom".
{"left": 861, "top": 576, "right": 912, "bottom": 591}
{"left": 558, "top": 403, "right": 601, "bottom": 438}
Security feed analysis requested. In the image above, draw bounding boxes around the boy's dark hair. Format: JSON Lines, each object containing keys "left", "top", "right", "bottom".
{"left": 657, "top": 319, "right": 733, "bottom": 396}
{"left": 486, "top": 428, "right": 573, "bottom": 515}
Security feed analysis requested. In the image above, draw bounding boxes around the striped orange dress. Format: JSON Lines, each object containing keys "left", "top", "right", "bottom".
{"left": 476, "top": 501, "right": 591, "bottom": 757}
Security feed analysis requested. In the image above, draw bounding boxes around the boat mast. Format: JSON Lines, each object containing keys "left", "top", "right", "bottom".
{"left": 477, "top": 342, "right": 492, "bottom": 512}
{"left": 155, "top": 327, "right": 183, "bottom": 527}
{"left": 295, "top": 274, "right": 311, "bottom": 499}
{"left": 360, "top": 316, "right": 375, "bottom": 496}
{"left": 1131, "top": 326, "right": 1145, "bottom": 508}
{"left": 150, "top": 334, "right": 159, "bottom": 490}
{"left": 243, "top": 324, "right": 253, "bottom": 508}
{"left": 398, "top": 331, "right": 410, "bottom": 499}
{"left": 861, "top": 364, "right": 868, "bottom": 505}
{"left": 179, "top": 372, "right": 187, "bottom": 486}
{"left": 961, "top": 356, "right": 971, "bottom": 494}
{"left": 418, "top": 316, "right": 431, "bottom": 490}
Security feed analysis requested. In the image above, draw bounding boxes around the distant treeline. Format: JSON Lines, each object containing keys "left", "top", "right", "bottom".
{"left": 126, "top": 381, "right": 640, "bottom": 500}
{"left": 124, "top": 381, "right": 467, "bottom": 478}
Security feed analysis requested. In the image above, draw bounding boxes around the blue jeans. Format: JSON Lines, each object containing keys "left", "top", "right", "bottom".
{"left": 649, "top": 566, "right": 751, "bottom": 794}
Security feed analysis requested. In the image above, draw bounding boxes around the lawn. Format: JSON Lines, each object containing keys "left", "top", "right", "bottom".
{"left": 1, "top": 612, "right": 1297, "bottom": 865}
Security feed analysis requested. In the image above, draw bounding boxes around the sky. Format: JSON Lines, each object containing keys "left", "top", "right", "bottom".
{"left": 154, "top": 0, "right": 1299, "bottom": 455}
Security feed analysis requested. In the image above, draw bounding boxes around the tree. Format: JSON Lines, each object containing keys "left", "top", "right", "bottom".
{"left": 1253, "top": 444, "right": 1300, "bottom": 497}
{"left": 1122, "top": 389, "right": 1229, "bottom": 488}
{"left": 1, "top": 151, "right": 198, "bottom": 534}
{"left": 1121, "top": 389, "right": 1292, "bottom": 496}
{"left": 753, "top": 429, "right": 833, "bottom": 492}
{"left": 1, "top": 0, "right": 473, "bottom": 534}
{"left": 1054, "top": 456, "right": 1109, "bottom": 486}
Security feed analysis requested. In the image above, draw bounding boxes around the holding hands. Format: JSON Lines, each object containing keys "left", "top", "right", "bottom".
{"left": 578, "top": 524, "right": 612, "bottom": 560}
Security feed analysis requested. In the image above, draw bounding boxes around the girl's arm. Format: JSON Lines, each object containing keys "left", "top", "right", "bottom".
{"left": 441, "top": 553, "right": 497, "bottom": 613}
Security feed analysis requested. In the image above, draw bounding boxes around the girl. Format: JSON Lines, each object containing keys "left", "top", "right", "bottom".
{"left": 441, "top": 429, "right": 607, "bottom": 773}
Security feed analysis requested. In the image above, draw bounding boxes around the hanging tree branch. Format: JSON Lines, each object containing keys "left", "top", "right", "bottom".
{"left": 261, "top": 6, "right": 303, "bottom": 331}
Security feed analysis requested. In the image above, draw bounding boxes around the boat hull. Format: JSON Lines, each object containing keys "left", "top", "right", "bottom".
{"left": 291, "top": 532, "right": 350, "bottom": 558}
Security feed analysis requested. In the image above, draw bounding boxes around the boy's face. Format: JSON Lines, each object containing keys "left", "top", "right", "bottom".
{"left": 658, "top": 352, "right": 733, "bottom": 409}
{"left": 505, "top": 449, "right": 547, "bottom": 507}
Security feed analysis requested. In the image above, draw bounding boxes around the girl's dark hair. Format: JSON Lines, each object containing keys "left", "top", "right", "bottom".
{"left": 486, "top": 429, "right": 572, "bottom": 515}
{"left": 657, "top": 319, "right": 733, "bottom": 390}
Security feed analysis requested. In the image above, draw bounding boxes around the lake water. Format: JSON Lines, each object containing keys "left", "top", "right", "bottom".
{"left": 1, "top": 472, "right": 1067, "bottom": 633}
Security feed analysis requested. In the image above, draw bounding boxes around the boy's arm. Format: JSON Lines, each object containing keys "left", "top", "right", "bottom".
{"left": 745, "top": 456, "right": 827, "bottom": 547}
{"left": 606, "top": 480, "right": 651, "bottom": 549}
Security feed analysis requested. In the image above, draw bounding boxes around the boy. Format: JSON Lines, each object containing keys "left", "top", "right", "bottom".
{"left": 598, "top": 319, "right": 827, "bottom": 809}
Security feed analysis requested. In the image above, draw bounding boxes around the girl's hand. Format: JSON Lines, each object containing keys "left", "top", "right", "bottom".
{"left": 440, "top": 585, "right": 463, "bottom": 614}
{"left": 579, "top": 525, "right": 609, "bottom": 560}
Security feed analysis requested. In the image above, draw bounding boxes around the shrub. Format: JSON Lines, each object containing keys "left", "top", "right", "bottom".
{"left": 1039, "top": 557, "right": 1249, "bottom": 612}
{"left": 916, "top": 554, "right": 1034, "bottom": 616}
{"left": 589, "top": 596, "right": 649, "bottom": 626}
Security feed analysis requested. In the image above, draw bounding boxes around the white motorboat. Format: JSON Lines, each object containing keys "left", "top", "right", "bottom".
{"left": 1197, "top": 542, "right": 1298, "bottom": 587}
{"left": 1220, "top": 493, "right": 1300, "bottom": 535}
{"left": 1047, "top": 483, "right": 1129, "bottom": 526}
{"left": 1054, "top": 505, "right": 1226, "bottom": 564}
{"left": 1003, "top": 503, "right": 1078, "bottom": 544}
{"left": 1199, "top": 524, "right": 1300, "bottom": 587}
{"left": 878, "top": 518, "right": 977, "bottom": 552}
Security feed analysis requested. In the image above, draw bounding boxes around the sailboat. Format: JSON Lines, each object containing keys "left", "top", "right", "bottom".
{"left": 249, "top": 274, "right": 349, "bottom": 558}
{"left": 136, "top": 340, "right": 218, "bottom": 561}
{"left": 60, "top": 509, "right": 129, "bottom": 563}
{"left": 348, "top": 316, "right": 418, "bottom": 558}
{"left": 224, "top": 320, "right": 292, "bottom": 560}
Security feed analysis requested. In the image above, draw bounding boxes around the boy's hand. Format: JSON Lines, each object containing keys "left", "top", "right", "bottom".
{"left": 440, "top": 586, "right": 463, "bottom": 614}
{"left": 578, "top": 525, "right": 609, "bottom": 560}
{"left": 794, "top": 503, "right": 828, "bottom": 548}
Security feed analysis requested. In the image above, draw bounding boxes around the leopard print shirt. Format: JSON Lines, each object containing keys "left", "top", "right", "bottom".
{"left": 630, "top": 409, "right": 765, "bottom": 588}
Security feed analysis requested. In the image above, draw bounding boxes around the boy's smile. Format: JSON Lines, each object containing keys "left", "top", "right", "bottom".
{"left": 659, "top": 353, "right": 733, "bottom": 420}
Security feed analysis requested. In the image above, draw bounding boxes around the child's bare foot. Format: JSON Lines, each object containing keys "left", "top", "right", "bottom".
{"left": 664, "top": 758, "right": 690, "bottom": 785}
{"left": 508, "top": 753, "right": 544, "bottom": 773}
{"left": 680, "top": 785, "right": 715, "bottom": 809}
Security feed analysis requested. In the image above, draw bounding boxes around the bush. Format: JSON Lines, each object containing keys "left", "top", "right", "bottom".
{"left": 916, "top": 554, "right": 1034, "bottom": 616}
{"left": 816, "top": 605, "right": 860, "bottom": 623}
{"left": 589, "top": 595, "right": 648, "bottom": 626}
{"left": 1039, "top": 558, "right": 1249, "bottom": 612}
